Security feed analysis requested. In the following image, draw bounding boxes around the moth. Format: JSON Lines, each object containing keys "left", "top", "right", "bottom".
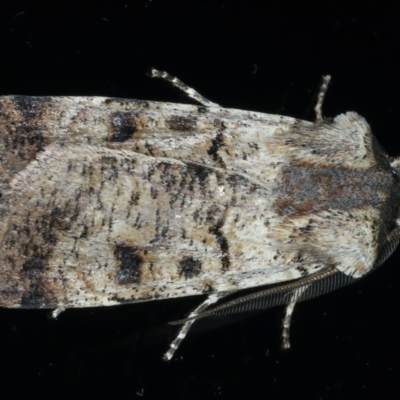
{"left": 0, "top": 70, "right": 399, "bottom": 361}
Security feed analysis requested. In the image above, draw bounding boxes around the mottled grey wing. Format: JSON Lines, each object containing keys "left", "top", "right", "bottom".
{"left": 0, "top": 144, "right": 282, "bottom": 309}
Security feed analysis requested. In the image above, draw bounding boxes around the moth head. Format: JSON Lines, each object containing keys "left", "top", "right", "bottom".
{"left": 375, "top": 156, "right": 400, "bottom": 268}
{"left": 389, "top": 156, "right": 400, "bottom": 225}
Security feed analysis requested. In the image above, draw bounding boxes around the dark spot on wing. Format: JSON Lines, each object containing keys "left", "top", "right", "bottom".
{"left": 12, "top": 96, "right": 52, "bottom": 121}
{"left": 178, "top": 256, "right": 202, "bottom": 278}
{"left": 22, "top": 257, "right": 47, "bottom": 271}
{"left": 20, "top": 279, "right": 57, "bottom": 308}
{"left": 209, "top": 219, "right": 230, "bottom": 271}
{"left": 1, "top": 97, "right": 52, "bottom": 166}
{"left": 166, "top": 115, "right": 196, "bottom": 131}
{"left": 299, "top": 224, "right": 313, "bottom": 233}
{"left": 20, "top": 282, "right": 46, "bottom": 308}
{"left": 185, "top": 162, "right": 210, "bottom": 185}
{"left": 208, "top": 131, "right": 225, "bottom": 166}
{"left": 296, "top": 266, "right": 309, "bottom": 277}
{"left": 197, "top": 106, "right": 208, "bottom": 113}
{"left": 114, "top": 244, "right": 143, "bottom": 284}
{"left": 203, "top": 283, "right": 215, "bottom": 293}
{"left": 109, "top": 111, "right": 137, "bottom": 142}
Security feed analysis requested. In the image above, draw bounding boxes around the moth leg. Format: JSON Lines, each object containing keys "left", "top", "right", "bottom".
{"left": 51, "top": 306, "right": 66, "bottom": 318}
{"left": 150, "top": 68, "right": 220, "bottom": 108}
{"left": 163, "top": 293, "right": 223, "bottom": 361}
{"left": 314, "top": 75, "right": 331, "bottom": 121}
{"left": 281, "top": 285, "right": 308, "bottom": 349}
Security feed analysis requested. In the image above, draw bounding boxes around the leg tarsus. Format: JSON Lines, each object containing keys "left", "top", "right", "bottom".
{"left": 163, "top": 293, "right": 223, "bottom": 361}
{"left": 51, "top": 306, "right": 66, "bottom": 319}
{"left": 281, "top": 286, "right": 308, "bottom": 349}
{"left": 150, "top": 68, "right": 220, "bottom": 108}
{"left": 314, "top": 75, "right": 331, "bottom": 121}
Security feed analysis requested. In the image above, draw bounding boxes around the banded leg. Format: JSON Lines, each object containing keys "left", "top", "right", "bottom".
{"left": 281, "top": 286, "right": 308, "bottom": 349}
{"left": 164, "top": 293, "right": 223, "bottom": 361}
{"left": 150, "top": 68, "right": 220, "bottom": 108}
{"left": 314, "top": 75, "right": 331, "bottom": 121}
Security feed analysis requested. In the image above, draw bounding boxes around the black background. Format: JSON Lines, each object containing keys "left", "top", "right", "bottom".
{"left": 0, "top": 1, "right": 399, "bottom": 399}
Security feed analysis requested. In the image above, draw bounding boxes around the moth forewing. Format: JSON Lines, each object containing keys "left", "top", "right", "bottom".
{"left": 1, "top": 71, "right": 399, "bottom": 361}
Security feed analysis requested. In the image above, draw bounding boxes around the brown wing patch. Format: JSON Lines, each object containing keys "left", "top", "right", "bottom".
{"left": 114, "top": 244, "right": 144, "bottom": 284}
